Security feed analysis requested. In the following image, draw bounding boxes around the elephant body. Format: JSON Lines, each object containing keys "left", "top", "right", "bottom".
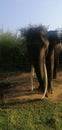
{"left": 26, "top": 26, "right": 49, "bottom": 95}
{"left": 26, "top": 26, "right": 61, "bottom": 97}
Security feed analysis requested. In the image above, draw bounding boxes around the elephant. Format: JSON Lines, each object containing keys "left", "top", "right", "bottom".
{"left": 26, "top": 26, "right": 49, "bottom": 99}
{"left": 26, "top": 26, "right": 61, "bottom": 98}
{"left": 30, "top": 43, "right": 62, "bottom": 93}
{"left": 46, "top": 30, "right": 61, "bottom": 94}
{"left": 53, "top": 43, "right": 62, "bottom": 79}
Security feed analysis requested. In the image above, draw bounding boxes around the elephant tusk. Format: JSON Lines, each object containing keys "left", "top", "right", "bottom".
{"left": 41, "top": 63, "right": 48, "bottom": 100}
{"left": 30, "top": 64, "right": 48, "bottom": 100}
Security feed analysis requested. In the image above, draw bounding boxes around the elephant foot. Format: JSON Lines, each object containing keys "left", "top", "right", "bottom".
{"left": 48, "top": 88, "right": 54, "bottom": 94}
{"left": 45, "top": 88, "right": 54, "bottom": 98}
{"left": 53, "top": 73, "right": 57, "bottom": 79}
{"left": 51, "top": 89, "right": 54, "bottom": 94}
{"left": 45, "top": 91, "right": 48, "bottom": 97}
{"left": 35, "top": 85, "right": 44, "bottom": 93}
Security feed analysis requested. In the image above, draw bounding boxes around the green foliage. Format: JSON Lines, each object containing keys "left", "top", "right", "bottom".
{"left": 0, "top": 29, "right": 62, "bottom": 72}
{"left": 0, "top": 100, "right": 62, "bottom": 130}
{"left": 0, "top": 32, "right": 30, "bottom": 71}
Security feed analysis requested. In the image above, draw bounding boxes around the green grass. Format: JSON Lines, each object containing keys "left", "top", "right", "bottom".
{"left": 0, "top": 100, "right": 62, "bottom": 130}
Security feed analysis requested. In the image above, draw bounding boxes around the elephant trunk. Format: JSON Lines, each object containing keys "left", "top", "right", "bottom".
{"left": 33, "top": 48, "right": 48, "bottom": 99}
{"left": 39, "top": 48, "right": 48, "bottom": 99}
{"left": 41, "top": 63, "right": 48, "bottom": 99}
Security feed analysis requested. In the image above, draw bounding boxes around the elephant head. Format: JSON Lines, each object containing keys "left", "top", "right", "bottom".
{"left": 26, "top": 26, "right": 49, "bottom": 99}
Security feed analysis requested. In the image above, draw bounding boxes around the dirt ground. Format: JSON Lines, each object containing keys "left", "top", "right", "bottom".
{"left": 1, "top": 71, "right": 62, "bottom": 103}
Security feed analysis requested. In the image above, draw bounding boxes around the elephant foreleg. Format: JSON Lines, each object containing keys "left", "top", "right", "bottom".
{"left": 47, "top": 50, "right": 54, "bottom": 93}
{"left": 31, "top": 65, "right": 35, "bottom": 91}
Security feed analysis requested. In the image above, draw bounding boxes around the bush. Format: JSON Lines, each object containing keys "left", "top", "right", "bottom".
{"left": 59, "top": 51, "right": 62, "bottom": 66}
{"left": 0, "top": 32, "right": 30, "bottom": 71}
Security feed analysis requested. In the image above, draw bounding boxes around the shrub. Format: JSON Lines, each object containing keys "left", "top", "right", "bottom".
{"left": 0, "top": 32, "right": 30, "bottom": 71}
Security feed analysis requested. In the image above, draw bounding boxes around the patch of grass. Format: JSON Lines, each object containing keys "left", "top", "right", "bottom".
{"left": 0, "top": 100, "right": 62, "bottom": 130}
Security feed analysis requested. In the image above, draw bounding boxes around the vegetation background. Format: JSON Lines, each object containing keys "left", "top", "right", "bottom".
{"left": 0, "top": 28, "right": 62, "bottom": 130}
{"left": 0, "top": 28, "right": 62, "bottom": 72}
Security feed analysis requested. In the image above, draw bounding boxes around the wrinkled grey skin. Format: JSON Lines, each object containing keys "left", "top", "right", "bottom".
{"left": 26, "top": 27, "right": 61, "bottom": 97}
{"left": 26, "top": 26, "right": 49, "bottom": 98}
